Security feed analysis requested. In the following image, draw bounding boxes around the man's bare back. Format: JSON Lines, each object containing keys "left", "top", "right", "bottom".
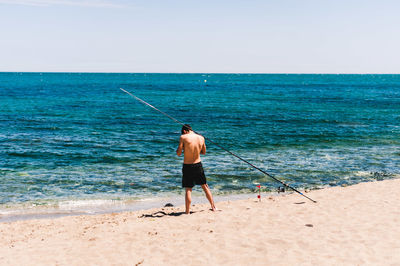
{"left": 176, "top": 124, "right": 216, "bottom": 213}
{"left": 176, "top": 131, "right": 206, "bottom": 164}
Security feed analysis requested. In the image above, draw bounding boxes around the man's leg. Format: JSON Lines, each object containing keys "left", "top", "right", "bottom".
{"left": 201, "top": 184, "right": 216, "bottom": 211}
{"left": 185, "top": 188, "right": 192, "bottom": 214}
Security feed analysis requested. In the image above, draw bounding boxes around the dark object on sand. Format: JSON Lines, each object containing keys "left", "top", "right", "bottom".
{"left": 278, "top": 186, "right": 285, "bottom": 193}
{"left": 164, "top": 203, "right": 174, "bottom": 207}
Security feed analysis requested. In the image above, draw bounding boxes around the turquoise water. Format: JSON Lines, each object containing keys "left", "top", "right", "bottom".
{"left": 1, "top": 73, "right": 399, "bottom": 208}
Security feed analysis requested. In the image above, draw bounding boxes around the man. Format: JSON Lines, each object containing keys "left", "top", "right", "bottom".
{"left": 176, "top": 124, "right": 216, "bottom": 214}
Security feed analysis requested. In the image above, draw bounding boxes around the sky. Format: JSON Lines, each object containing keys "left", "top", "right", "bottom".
{"left": 0, "top": 0, "right": 399, "bottom": 73}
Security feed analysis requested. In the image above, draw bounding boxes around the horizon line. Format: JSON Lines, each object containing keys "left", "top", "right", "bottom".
{"left": 1, "top": 71, "right": 399, "bottom": 75}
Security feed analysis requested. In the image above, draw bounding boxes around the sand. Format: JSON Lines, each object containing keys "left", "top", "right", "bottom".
{"left": 1, "top": 179, "right": 399, "bottom": 266}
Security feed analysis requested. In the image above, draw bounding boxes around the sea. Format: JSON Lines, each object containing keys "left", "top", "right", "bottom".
{"left": 1, "top": 73, "right": 399, "bottom": 221}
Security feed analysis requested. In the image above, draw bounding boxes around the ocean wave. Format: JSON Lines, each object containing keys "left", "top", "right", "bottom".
{"left": 96, "top": 156, "right": 133, "bottom": 164}
{"left": 6, "top": 151, "right": 64, "bottom": 159}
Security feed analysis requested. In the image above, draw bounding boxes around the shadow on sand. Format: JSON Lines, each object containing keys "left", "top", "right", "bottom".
{"left": 139, "top": 210, "right": 204, "bottom": 218}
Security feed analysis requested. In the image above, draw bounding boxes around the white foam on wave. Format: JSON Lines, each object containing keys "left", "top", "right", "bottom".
{"left": 57, "top": 199, "right": 123, "bottom": 213}
{"left": 354, "top": 171, "right": 371, "bottom": 177}
{"left": 0, "top": 193, "right": 182, "bottom": 222}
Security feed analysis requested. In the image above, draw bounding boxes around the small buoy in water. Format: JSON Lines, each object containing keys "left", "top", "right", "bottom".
{"left": 204, "top": 79, "right": 207, "bottom": 83}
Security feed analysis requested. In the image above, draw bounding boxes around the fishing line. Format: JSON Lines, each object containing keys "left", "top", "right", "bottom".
{"left": 120, "top": 88, "right": 317, "bottom": 203}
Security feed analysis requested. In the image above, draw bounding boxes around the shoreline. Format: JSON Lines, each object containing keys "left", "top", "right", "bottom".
{"left": 1, "top": 178, "right": 399, "bottom": 265}
{"left": 0, "top": 191, "right": 271, "bottom": 223}
{"left": 0, "top": 177, "right": 392, "bottom": 223}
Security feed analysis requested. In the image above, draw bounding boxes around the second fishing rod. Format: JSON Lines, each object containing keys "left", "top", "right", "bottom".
{"left": 120, "top": 88, "right": 317, "bottom": 203}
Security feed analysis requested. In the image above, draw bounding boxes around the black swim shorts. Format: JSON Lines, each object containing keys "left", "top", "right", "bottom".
{"left": 182, "top": 162, "right": 207, "bottom": 188}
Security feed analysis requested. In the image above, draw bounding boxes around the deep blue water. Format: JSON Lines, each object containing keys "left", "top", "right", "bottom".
{"left": 1, "top": 73, "right": 399, "bottom": 206}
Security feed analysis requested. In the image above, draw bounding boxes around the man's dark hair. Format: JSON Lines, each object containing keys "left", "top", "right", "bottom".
{"left": 181, "top": 124, "right": 192, "bottom": 134}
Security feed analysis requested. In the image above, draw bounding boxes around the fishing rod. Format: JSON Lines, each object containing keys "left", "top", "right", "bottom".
{"left": 120, "top": 88, "right": 317, "bottom": 203}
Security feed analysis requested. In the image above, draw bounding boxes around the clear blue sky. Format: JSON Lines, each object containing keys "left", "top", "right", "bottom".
{"left": 0, "top": 0, "right": 399, "bottom": 73}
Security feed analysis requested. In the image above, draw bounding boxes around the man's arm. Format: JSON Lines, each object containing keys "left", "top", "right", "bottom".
{"left": 200, "top": 138, "right": 206, "bottom": 155}
{"left": 176, "top": 136, "right": 184, "bottom": 156}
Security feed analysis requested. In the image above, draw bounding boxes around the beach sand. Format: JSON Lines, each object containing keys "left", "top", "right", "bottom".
{"left": 1, "top": 179, "right": 399, "bottom": 266}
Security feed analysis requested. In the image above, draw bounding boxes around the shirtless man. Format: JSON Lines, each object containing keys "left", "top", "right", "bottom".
{"left": 176, "top": 124, "right": 216, "bottom": 214}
